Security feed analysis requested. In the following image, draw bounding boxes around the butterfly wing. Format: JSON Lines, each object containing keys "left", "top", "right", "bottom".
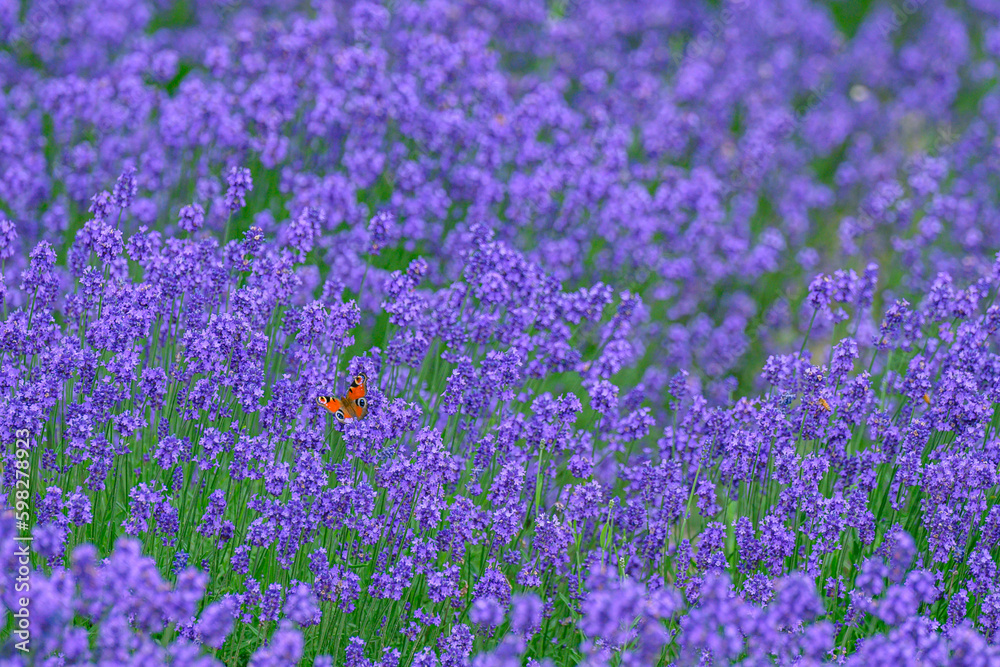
{"left": 343, "top": 374, "right": 369, "bottom": 421}
{"left": 345, "top": 374, "right": 367, "bottom": 402}
{"left": 317, "top": 395, "right": 348, "bottom": 422}
{"left": 319, "top": 374, "right": 369, "bottom": 423}
{"left": 341, "top": 402, "right": 360, "bottom": 420}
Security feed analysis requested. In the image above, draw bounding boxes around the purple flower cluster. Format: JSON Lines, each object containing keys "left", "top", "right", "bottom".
{"left": 3, "top": 0, "right": 1000, "bottom": 664}
{"left": 0, "top": 0, "right": 992, "bottom": 398}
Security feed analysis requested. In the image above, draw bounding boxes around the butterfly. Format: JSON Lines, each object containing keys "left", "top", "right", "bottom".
{"left": 317, "top": 374, "right": 369, "bottom": 424}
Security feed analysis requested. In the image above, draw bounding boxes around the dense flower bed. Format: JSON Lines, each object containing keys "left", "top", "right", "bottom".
{"left": 3, "top": 0, "right": 1000, "bottom": 665}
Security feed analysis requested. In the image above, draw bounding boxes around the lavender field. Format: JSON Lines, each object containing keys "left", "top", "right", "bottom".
{"left": 3, "top": 0, "right": 1000, "bottom": 664}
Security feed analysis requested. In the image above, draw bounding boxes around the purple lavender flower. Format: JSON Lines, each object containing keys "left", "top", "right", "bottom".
{"left": 179, "top": 204, "right": 206, "bottom": 233}
{"left": 283, "top": 582, "right": 321, "bottom": 627}
{"left": 196, "top": 490, "right": 227, "bottom": 538}
{"left": 0, "top": 216, "right": 18, "bottom": 260}
{"left": 225, "top": 166, "right": 254, "bottom": 212}
{"left": 195, "top": 600, "right": 233, "bottom": 649}
{"left": 368, "top": 210, "right": 395, "bottom": 255}
{"left": 509, "top": 594, "right": 543, "bottom": 635}
{"left": 112, "top": 166, "right": 138, "bottom": 209}
{"left": 249, "top": 621, "right": 302, "bottom": 666}
{"left": 470, "top": 596, "right": 505, "bottom": 629}
{"left": 32, "top": 522, "right": 66, "bottom": 561}
{"left": 89, "top": 190, "right": 114, "bottom": 220}
{"left": 5, "top": 4, "right": 1000, "bottom": 663}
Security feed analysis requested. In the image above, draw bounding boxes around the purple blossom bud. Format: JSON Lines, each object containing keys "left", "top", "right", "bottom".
{"left": 830, "top": 338, "right": 859, "bottom": 378}
{"left": 807, "top": 273, "right": 835, "bottom": 311}
{"left": 510, "top": 594, "right": 543, "bottom": 635}
{"left": 368, "top": 210, "right": 394, "bottom": 255}
{"left": 469, "top": 596, "right": 505, "bottom": 628}
{"left": 196, "top": 600, "right": 233, "bottom": 649}
{"left": 345, "top": 637, "right": 370, "bottom": 667}
{"left": 32, "top": 522, "right": 66, "bottom": 561}
{"left": 249, "top": 621, "right": 302, "bottom": 666}
{"left": 112, "top": 166, "right": 138, "bottom": 209}
{"left": 225, "top": 166, "right": 254, "bottom": 212}
{"left": 89, "top": 190, "right": 114, "bottom": 220}
{"left": 0, "top": 216, "right": 18, "bottom": 260}
{"left": 857, "top": 557, "right": 888, "bottom": 597}
{"left": 66, "top": 488, "right": 92, "bottom": 525}
{"left": 178, "top": 204, "right": 206, "bottom": 232}
{"left": 283, "top": 583, "right": 321, "bottom": 627}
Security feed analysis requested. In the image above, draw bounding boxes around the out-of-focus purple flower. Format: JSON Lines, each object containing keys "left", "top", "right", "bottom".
{"left": 0, "top": 216, "right": 18, "bottom": 260}
{"left": 249, "top": 621, "right": 302, "bottom": 666}
{"left": 112, "top": 166, "right": 138, "bottom": 210}
{"left": 32, "top": 522, "right": 66, "bottom": 560}
{"left": 225, "top": 166, "right": 254, "bottom": 212}
{"left": 89, "top": 190, "right": 114, "bottom": 220}
{"left": 283, "top": 582, "right": 321, "bottom": 627}
{"left": 195, "top": 600, "right": 233, "bottom": 649}
{"left": 179, "top": 204, "right": 206, "bottom": 233}
{"left": 470, "top": 596, "right": 505, "bottom": 628}
{"left": 510, "top": 594, "right": 543, "bottom": 635}
{"left": 368, "top": 210, "right": 395, "bottom": 255}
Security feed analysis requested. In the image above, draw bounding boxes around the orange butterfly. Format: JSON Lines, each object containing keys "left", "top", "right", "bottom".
{"left": 317, "top": 374, "right": 369, "bottom": 423}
